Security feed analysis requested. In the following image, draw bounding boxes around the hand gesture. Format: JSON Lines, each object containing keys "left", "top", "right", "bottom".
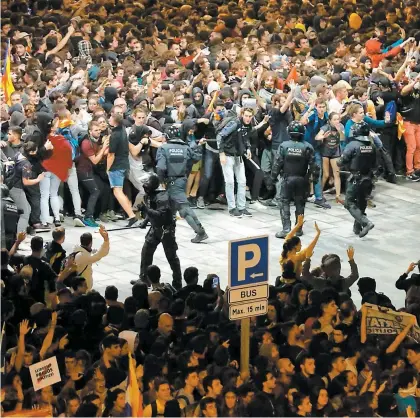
{"left": 99, "top": 224, "right": 109, "bottom": 241}
{"left": 347, "top": 245, "right": 355, "bottom": 261}
{"left": 198, "top": 138, "right": 207, "bottom": 145}
{"left": 67, "top": 25, "right": 75, "bottom": 35}
{"left": 263, "top": 115, "right": 270, "bottom": 123}
{"left": 19, "top": 319, "right": 31, "bottom": 336}
{"left": 140, "top": 137, "right": 149, "bottom": 145}
{"left": 407, "top": 406, "right": 416, "bottom": 418}
{"left": 376, "top": 381, "right": 387, "bottom": 395}
{"left": 17, "top": 231, "right": 27, "bottom": 243}
{"left": 314, "top": 221, "right": 321, "bottom": 234}
{"left": 37, "top": 172, "right": 45, "bottom": 181}
{"left": 0, "top": 141, "right": 7, "bottom": 148}
{"left": 365, "top": 370, "right": 373, "bottom": 384}
{"left": 406, "top": 262, "right": 417, "bottom": 274}
{"left": 59, "top": 334, "right": 69, "bottom": 350}
{"left": 222, "top": 339, "right": 230, "bottom": 348}
{"left": 376, "top": 97, "right": 384, "bottom": 106}
{"left": 288, "top": 80, "right": 297, "bottom": 93}
{"left": 246, "top": 149, "right": 252, "bottom": 159}
{"left": 44, "top": 140, "right": 54, "bottom": 150}
{"left": 136, "top": 364, "right": 144, "bottom": 379}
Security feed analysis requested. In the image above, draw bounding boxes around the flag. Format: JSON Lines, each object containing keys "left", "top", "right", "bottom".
{"left": 2, "top": 40, "right": 15, "bottom": 105}
{"left": 285, "top": 66, "right": 298, "bottom": 85}
{"left": 125, "top": 352, "right": 143, "bottom": 417}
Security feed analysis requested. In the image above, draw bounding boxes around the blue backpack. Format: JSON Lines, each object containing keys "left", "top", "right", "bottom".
{"left": 384, "top": 100, "right": 397, "bottom": 123}
{"left": 57, "top": 126, "right": 80, "bottom": 161}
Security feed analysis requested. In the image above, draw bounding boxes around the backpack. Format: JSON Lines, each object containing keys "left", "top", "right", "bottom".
{"left": 384, "top": 100, "right": 397, "bottom": 123}
{"left": 57, "top": 126, "right": 80, "bottom": 161}
{"left": 60, "top": 251, "right": 88, "bottom": 287}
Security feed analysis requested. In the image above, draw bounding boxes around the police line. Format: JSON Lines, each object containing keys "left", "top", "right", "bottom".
{"left": 363, "top": 303, "right": 420, "bottom": 343}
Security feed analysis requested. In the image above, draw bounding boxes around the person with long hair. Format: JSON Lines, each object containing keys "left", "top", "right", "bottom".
{"left": 315, "top": 112, "right": 344, "bottom": 204}
{"left": 310, "top": 387, "right": 334, "bottom": 417}
{"left": 220, "top": 386, "right": 245, "bottom": 417}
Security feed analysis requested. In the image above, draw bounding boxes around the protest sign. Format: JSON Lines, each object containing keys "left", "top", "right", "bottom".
{"left": 29, "top": 356, "right": 61, "bottom": 391}
{"left": 364, "top": 303, "right": 420, "bottom": 343}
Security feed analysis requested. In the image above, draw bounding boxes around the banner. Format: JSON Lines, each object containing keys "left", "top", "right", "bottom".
{"left": 364, "top": 303, "right": 420, "bottom": 343}
{"left": 29, "top": 356, "right": 61, "bottom": 391}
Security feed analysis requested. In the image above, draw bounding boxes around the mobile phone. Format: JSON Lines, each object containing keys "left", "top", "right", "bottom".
{"left": 242, "top": 98, "right": 257, "bottom": 109}
{"left": 212, "top": 276, "right": 219, "bottom": 288}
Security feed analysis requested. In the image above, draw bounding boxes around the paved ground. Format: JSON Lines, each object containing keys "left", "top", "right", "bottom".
{"left": 34, "top": 178, "right": 420, "bottom": 309}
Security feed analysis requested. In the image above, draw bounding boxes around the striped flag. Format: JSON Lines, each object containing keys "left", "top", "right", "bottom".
{"left": 1, "top": 40, "right": 15, "bottom": 105}
{"left": 124, "top": 352, "right": 143, "bottom": 417}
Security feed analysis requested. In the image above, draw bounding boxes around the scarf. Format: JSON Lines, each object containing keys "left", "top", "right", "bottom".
{"left": 398, "top": 382, "right": 417, "bottom": 397}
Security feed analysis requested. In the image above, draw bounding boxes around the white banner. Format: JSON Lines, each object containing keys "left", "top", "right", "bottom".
{"left": 29, "top": 356, "right": 61, "bottom": 391}
{"left": 364, "top": 303, "right": 420, "bottom": 343}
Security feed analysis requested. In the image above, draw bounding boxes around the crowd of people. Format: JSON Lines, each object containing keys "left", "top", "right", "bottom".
{"left": 1, "top": 0, "right": 420, "bottom": 415}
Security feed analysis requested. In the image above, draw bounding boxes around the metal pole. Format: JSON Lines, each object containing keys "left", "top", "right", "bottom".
{"left": 240, "top": 318, "right": 250, "bottom": 374}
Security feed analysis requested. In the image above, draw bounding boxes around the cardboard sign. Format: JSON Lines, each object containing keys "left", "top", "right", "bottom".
{"left": 29, "top": 356, "right": 61, "bottom": 391}
{"left": 364, "top": 303, "right": 420, "bottom": 343}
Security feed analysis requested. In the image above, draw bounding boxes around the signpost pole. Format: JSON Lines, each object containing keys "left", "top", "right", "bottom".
{"left": 240, "top": 318, "right": 250, "bottom": 374}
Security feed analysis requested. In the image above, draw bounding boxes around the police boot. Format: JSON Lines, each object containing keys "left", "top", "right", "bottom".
{"left": 276, "top": 212, "right": 291, "bottom": 239}
{"left": 359, "top": 221, "right": 374, "bottom": 238}
{"left": 191, "top": 226, "right": 208, "bottom": 243}
{"left": 294, "top": 214, "right": 303, "bottom": 237}
{"left": 353, "top": 221, "right": 362, "bottom": 235}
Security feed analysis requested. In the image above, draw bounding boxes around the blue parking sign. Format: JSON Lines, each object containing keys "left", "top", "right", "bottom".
{"left": 229, "top": 235, "right": 269, "bottom": 289}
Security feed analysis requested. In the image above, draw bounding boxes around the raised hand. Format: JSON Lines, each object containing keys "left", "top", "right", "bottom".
{"left": 19, "top": 319, "right": 31, "bottom": 336}
{"left": 347, "top": 246, "right": 355, "bottom": 261}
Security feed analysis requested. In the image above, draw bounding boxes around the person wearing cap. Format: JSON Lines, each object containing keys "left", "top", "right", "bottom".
{"left": 156, "top": 125, "right": 208, "bottom": 243}
{"left": 337, "top": 121, "right": 376, "bottom": 238}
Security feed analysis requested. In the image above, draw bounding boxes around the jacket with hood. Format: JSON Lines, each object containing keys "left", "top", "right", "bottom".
{"left": 102, "top": 87, "right": 118, "bottom": 114}
{"left": 187, "top": 87, "right": 206, "bottom": 119}
{"left": 73, "top": 240, "right": 110, "bottom": 289}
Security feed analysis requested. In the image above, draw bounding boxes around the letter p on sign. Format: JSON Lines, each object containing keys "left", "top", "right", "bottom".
{"left": 229, "top": 235, "right": 269, "bottom": 289}
{"left": 238, "top": 244, "right": 261, "bottom": 281}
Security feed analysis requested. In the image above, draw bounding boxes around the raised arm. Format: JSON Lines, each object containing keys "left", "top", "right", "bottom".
{"left": 15, "top": 320, "right": 31, "bottom": 373}
{"left": 386, "top": 316, "right": 416, "bottom": 354}
{"left": 302, "top": 222, "right": 321, "bottom": 257}
{"left": 39, "top": 312, "right": 57, "bottom": 360}
{"left": 285, "top": 214, "right": 304, "bottom": 240}
{"left": 280, "top": 81, "right": 296, "bottom": 114}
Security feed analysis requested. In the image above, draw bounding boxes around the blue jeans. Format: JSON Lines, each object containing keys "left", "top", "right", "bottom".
{"left": 313, "top": 151, "right": 323, "bottom": 200}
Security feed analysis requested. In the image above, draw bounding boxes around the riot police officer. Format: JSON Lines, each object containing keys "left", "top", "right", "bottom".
{"left": 137, "top": 173, "right": 183, "bottom": 290}
{"left": 338, "top": 121, "right": 376, "bottom": 238}
{"left": 156, "top": 125, "right": 208, "bottom": 244}
{"left": 1, "top": 184, "right": 20, "bottom": 250}
{"left": 271, "top": 121, "right": 319, "bottom": 238}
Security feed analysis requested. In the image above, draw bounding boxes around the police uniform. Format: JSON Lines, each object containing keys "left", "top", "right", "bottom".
{"left": 138, "top": 174, "right": 182, "bottom": 289}
{"left": 338, "top": 122, "right": 376, "bottom": 238}
{"left": 271, "top": 121, "right": 318, "bottom": 238}
{"left": 156, "top": 126, "right": 208, "bottom": 243}
{"left": 1, "top": 185, "right": 20, "bottom": 250}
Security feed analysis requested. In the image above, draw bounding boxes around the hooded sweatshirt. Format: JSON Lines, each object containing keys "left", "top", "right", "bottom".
{"left": 102, "top": 87, "right": 118, "bottom": 114}
{"left": 73, "top": 240, "right": 110, "bottom": 289}
{"left": 187, "top": 87, "right": 206, "bottom": 118}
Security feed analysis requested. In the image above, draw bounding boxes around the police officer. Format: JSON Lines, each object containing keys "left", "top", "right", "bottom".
{"left": 1, "top": 184, "right": 20, "bottom": 250}
{"left": 137, "top": 173, "right": 183, "bottom": 290}
{"left": 338, "top": 121, "right": 376, "bottom": 238}
{"left": 271, "top": 121, "right": 319, "bottom": 238}
{"left": 156, "top": 125, "right": 208, "bottom": 244}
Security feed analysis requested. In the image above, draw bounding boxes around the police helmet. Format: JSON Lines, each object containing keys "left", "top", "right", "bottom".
{"left": 1, "top": 183, "right": 10, "bottom": 198}
{"left": 165, "top": 125, "right": 182, "bottom": 140}
{"left": 352, "top": 121, "right": 370, "bottom": 138}
{"left": 287, "top": 121, "right": 305, "bottom": 140}
{"left": 143, "top": 173, "right": 160, "bottom": 193}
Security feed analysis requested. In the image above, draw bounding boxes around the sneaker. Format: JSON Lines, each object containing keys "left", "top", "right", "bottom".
{"left": 191, "top": 231, "right": 209, "bottom": 243}
{"left": 359, "top": 221, "right": 374, "bottom": 238}
{"left": 196, "top": 196, "right": 205, "bottom": 209}
{"left": 84, "top": 217, "right": 99, "bottom": 227}
{"left": 229, "top": 208, "right": 243, "bottom": 218}
{"left": 126, "top": 216, "right": 139, "bottom": 227}
{"left": 99, "top": 213, "right": 110, "bottom": 223}
{"left": 107, "top": 210, "right": 119, "bottom": 221}
{"left": 314, "top": 199, "right": 331, "bottom": 209}
{"left": 240, "top": 209, "right": 253, "bottom": 217}
{"left": 386, "top": 174, "right": 397, "bottom": 184}
{"left": 325, "top": 186, "right": 336, "bottom": 195}
{"left": 53, "top": 218, "right": 61, "bottom": 227}
{"left": 406, "top": 173, "right": 420, "bottom": 182}
{"left": 261, "top": 199, "right": 278, "bottom": 207}
{"left": 33, "top": 223, "right": 51, "bottom": 231}
{"left": 252, "top": 201, "right": 268, "bottom": 210}
{"left": 73, "top": 216, "right": 86, "bottom": 227}
{"left": 275, "top": 230, "right": 290, "bottom": 239}
{"left": 307, "top": 195, "right": 316, "bottom": 203}
{"left": 216, "top": 194, "right": 228, "bottom": 205}
{"left": 188, "top": 196, "right": 197, "bottom": 208}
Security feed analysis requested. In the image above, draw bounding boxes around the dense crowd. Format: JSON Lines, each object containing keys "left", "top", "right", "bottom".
{"left": 1, "top": 0, "right": 420, "bottom": 415}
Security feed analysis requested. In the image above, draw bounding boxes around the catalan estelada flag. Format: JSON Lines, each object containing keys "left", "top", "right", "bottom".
{"left": 2, "top": 40, "right": 15, "bottom": 105}
{"left": 124, "top": 352, "right": 143, "bottom": 417}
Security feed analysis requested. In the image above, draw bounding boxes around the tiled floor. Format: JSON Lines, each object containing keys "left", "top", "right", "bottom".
{"left": 36, "top": 179, "right": 420, "bottom": 309}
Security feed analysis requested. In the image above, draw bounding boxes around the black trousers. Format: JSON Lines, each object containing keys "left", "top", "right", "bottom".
{"left": 244, "top": 154, "right": 264, "bottom": 200}
{"left": 344, "top": 175, "right": 373, "bottom": 233}
{"left": 24, "top": 185, "right": 41, "bottom": 225}
{"left": 79, "top": 171, "right": 113, "bottom": 218}
{"left": 140, "top": 225, "right": 182, "bottom": 288}
{"left": 279, "top": 176, "right": 307, "bottom": 231}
